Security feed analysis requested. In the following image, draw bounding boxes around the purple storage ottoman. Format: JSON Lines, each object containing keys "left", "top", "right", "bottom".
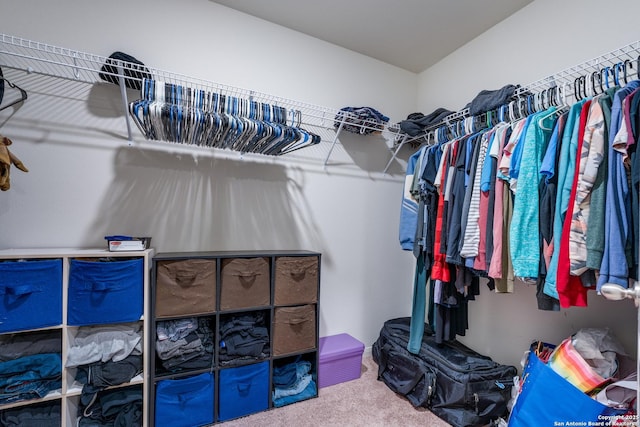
{"left": 318, "top": 333, "right": 364, "bottom": 388}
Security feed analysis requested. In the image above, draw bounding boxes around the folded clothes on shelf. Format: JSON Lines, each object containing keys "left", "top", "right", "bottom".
{"left": 334, "top": 106, "right": 389, "bottom": 135}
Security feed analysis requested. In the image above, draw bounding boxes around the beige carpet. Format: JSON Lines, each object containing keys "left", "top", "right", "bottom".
{"left": 218, "top": 353, "right": 452, "bottom": 427}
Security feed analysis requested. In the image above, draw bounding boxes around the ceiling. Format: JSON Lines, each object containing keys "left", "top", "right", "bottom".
{"left": 210, "top": 0, "right": 533, "bottom": 73}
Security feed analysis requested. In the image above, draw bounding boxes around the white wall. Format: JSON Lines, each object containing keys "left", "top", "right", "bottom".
{"left": 0, "top": 0, "right": 419, "bottom": 349}
{"left": 4, "top": 0, "right": 635, "bottom": 373}
{"left": 418, "top": 0, "right": 640, "bottom": 368}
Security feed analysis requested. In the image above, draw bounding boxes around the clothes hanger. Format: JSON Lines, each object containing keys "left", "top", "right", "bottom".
{"left": 516, "top": 99, "right": 523, "bottom": 120}
{"left": 537, "top": 110, "right": 559, "bottom": 131}
{"left": 504, "top": 103, "right": 512, "bottom": 121}
{"left": 590, "top": 71, "right": 602, "bottom": 96}
{"left": 517, "top": 95, "right": 526, "bottom": 119}
{"left": 623, "top": 59, "right": 634, "bottom": 85}
{"left": 559, "top": 82, "right": 570, "bottom": 106}
{"left": 602, "top": 67, "right": 612, "bottom": 89}
{"left": 134, "top": 79, "right": 231, "bottom": 150}
{"left": 0, "top": 69, "right": 28, "bottom": 112}
{"left": 526, "top": 94, "right": 535, "bottom": 115}
{"left": 504, "top": 102, "right": 512, "bottom": 122}
{"left": 448, "top": 122, "right": 456, "bottom": 140}
{"left": 573, "top": 75, "right": 587, "bottom": 100}
{"left": 545, "top": 87, "right": 555, "bottom": 107}
{"left": 532, "top": 93, "right": 540, "bottom": 112}
{"left": 586, "top": 73, "right": 596, "bottom": 97}
{"left": 498, "top": 104, "right": 506, "bottom": 122}
{"left": 613, "top": 62, "right": 623, "bottom": 87}
{"left": 538, "top": 91, "right": 546, "bottom": 111}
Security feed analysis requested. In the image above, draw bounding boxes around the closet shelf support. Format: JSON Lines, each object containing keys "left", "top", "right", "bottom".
{"left": 383, "top": 134, "right": 408, "bottom": 174}
{"left": 324, "top": 117, "right": 346, "bottom": 169}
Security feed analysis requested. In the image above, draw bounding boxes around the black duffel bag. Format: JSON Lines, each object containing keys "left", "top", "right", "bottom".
{"left": 372, "top": 317, "right": 517, "bottom": 427}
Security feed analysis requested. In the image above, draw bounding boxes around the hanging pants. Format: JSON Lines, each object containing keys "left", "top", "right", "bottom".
{"left": 407, "top": 254, "right": 428, "bottom": 354}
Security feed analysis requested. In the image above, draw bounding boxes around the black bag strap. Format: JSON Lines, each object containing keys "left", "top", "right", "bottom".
{"left": 376, "top": 342, "right": 390, "bottom": 379}
{"left": 377, "top": 342, "right": 427, "bottom": 396}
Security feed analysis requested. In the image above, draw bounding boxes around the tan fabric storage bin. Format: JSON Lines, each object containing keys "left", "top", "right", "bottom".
{"left": 220, "top": 257, "right": 270, "bottom": 310}
{"left": 155, "top": 259, "right": 216, "bottom": 318}
{"left": 274, "top": 256, "right": 318, "bottom": 305}
{"left": 273, "top": 305, "right": 316, "bottom": 356}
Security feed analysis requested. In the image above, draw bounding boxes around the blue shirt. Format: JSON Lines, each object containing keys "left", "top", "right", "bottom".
{"left": 399, "top": 149, "right": 422, "bottom": 250}
{"left": 597, "top": 80, "right": 640, "bottom": 290}
{"left": 544, "top": 100, "right": 587, "bottom": 299}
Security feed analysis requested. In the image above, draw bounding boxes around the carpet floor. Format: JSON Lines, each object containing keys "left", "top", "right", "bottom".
{"left": 218, "top": 353, "right": 452, "bottom": 427}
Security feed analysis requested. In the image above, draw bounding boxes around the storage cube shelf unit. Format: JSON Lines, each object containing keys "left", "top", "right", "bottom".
{"left": 0, "top": 248, "right": 154, "bottom": 427}
{"left": 149, "top": 250, "right": 321, "bottom": 426}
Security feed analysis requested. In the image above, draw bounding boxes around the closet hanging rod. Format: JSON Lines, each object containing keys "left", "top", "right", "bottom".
{"left": 1, "top": 33, "right": 406, "bottom": 170}
{"left": 524, "top": 39, "right": 640, "bottom": 94}
{"left": 0, "top": 33, "right": 388, "bottom": 133}
{"left": 381, "top": 38, "right": 640, "bottom": 173}
{"left": 417, "top": 38, "right": 640, "bottom": 137}
{"left": 1, "top": 33, "right": 411, "bottom": 169}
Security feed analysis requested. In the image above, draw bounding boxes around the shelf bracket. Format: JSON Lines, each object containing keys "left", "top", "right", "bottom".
{"left": 382, "top": 134, "right": 408, "bottom": 174}
{"left": 323, "top": 117, "right": 346, "bottom": 169}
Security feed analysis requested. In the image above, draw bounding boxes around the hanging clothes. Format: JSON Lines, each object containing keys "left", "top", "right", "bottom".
{"left": 490, "top": 120, "right": 526, "bottom": 293}
{"left": 543, "top": 99, "right": 587, "bottom": 300}
{"left": 406, "top": 146, "right": 429, "bottom": 354}
{"left": 537, "top": 112, "right": 567, "bottom": 311}
{"left": 398, "top": 69, "right": 640, "bottom": 340}
{"left": 585, "top": 88, "right": 616, "bottom": 270}
{"left": 556, "top": 99, "right": 593, "bottom": 308}
{"left": 399, "top": 149, "right": 422, "bottom": 250}
{"left": 510, "top": 107, "right": 558, "bottom": 279}
{"left": 597, "top": 80, "right": 640, "bottom": 291}
{"left": 569, "top": 98, "right": 608, "bottom": 276}
{"left": 460, "top": 131, "right": 491, "bottom": 261}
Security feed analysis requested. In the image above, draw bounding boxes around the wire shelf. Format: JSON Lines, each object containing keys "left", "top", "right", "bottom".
{"left": 0, "top": 35, "right": 398, "bottom": 138}
{"left": 417, "top": 39, "right": 640, "bottom": 140}
{"left": 0, "top": 33, "right": 403, "bottom": 170}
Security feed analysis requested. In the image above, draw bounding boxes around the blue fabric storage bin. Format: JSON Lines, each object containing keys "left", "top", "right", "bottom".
{"left": 68, "top": 258, "right": 143, "bottom": 326}
{"left": 218, "top": 361, "right": 269, "bottom": 421}
{"left": 155, "top": 372, "right": 214, "bottom": 427}
{"left": 0, "top": 259, "right": 62, "bottom": 333}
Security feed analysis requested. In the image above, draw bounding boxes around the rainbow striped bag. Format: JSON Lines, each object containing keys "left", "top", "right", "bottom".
{"left": 547, "top": 337, "right": 608, "bottom": 393}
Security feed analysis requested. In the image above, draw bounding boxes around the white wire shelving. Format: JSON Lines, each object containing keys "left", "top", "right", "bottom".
{"left": 5, "top": 34, "right": 635, "bottom": 173}
{"left": 0, "top": 33, "right": 408, "bottom": 172}
{"left": 409, "top": 39, "right": 640, "bottom": 145}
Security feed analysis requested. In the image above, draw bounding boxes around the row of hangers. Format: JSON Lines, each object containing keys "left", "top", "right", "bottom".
{"left": 128, "top": 79, "right": 321, "bottom": 156}
{"left": 138, "top": 79, "right": 301, "bottom": 126}
{"left": 573, "top": 58, "right": 637, "bottom": 100}
{"left": 424, "top": 57, "right": 640, "bottom": 145}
